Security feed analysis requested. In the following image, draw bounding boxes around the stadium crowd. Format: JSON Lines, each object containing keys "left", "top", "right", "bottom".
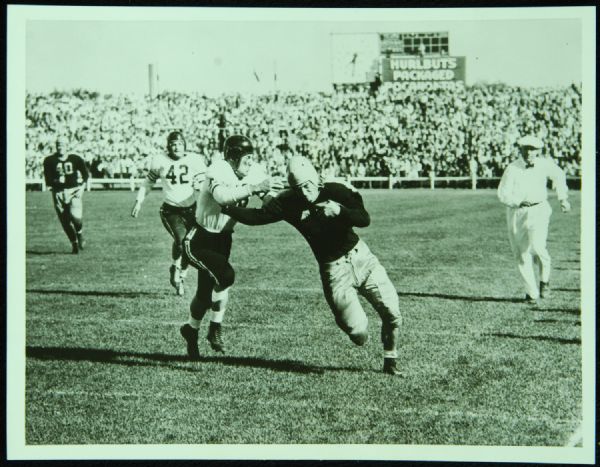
{"left": 25, "top": 82, "right": 582, "bottom": 181}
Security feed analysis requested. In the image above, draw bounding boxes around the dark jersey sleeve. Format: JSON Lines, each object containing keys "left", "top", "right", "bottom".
{"left": 43, "top": 156, "right": 55, "bottom": 188}
{"left": 222, "top": 196, "right": 285, "bottom": 226}
{"left": 327, "top": 183, "right": 370, "bottom": 228}
{"left": 75, "top": 155, "right": 90, "bottom": 183}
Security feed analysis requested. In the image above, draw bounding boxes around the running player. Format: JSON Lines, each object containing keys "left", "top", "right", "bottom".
{"left": 131, "top": 131, "right": 207, "bottom": 295}
{"left": 43, "top": 136, "right": 89, "bottom": 254}
{"left": 179, "top": 135, "right": 273, "bottom": 357}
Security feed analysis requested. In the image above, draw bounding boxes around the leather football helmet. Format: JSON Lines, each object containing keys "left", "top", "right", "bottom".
{"left": 223, "top": 135, "right": 254, "bottom": 163}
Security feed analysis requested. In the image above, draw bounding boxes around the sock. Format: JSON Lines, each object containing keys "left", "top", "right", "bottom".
{"left": 212, "top": 287, "right": 229, "bottom": 303}
{"left": 180, "top": 267, "right": 188, "bottom": 279}
{"left": 210, "top": 310, "right": 225, "bottom": 323}
{"left": 72, "top": 217, "right": 83, "bottom": 234}
{"left": 384, "top": 350, "right": 398, "bottom": 359}
{"left": 173, "top": 257, "right": 182, "bottom": 268}
{"left": 188, "top": 316, "right": 201, "bottom": 329}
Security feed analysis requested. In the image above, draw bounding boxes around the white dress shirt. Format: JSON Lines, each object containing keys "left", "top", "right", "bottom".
{"left": 497, "top": 156, "right": 569, "bottom": 208}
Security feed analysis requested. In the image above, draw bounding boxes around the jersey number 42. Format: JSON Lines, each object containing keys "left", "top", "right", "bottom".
{"left": 165, "top": 164, "right": 189, "bottom": 184}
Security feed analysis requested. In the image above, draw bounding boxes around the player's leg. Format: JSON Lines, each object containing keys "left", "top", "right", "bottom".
{"left": 52, "top": 191, "right": 78, "bottom": 253}
{"left": 177, "top": 204, "right": 197, "bottom": 292}
{"left": 159, "top": 204, "right": 187, "bottom": 293}
{"left": 529, "top": 203, "right": 552, "bottom": 297}
{"left": 507, "top": 209, "right": 539, "bottom": 300}
{"left": 183, "top": 227, "right": 234, "bottom": 353}
{"left": 69, "top": 190, "right": 85, "bottom": 249}
{"left": 353, "top": 241, "right": 402, "bottom": 376}
{"left": 170, "top": 215, "right": 190, "bottom": 296}
{"left": 319, "top": 261, "right": 369, "bottom": 346}
{"left": 180, "top": 268, "right": 214, "bottom": 360}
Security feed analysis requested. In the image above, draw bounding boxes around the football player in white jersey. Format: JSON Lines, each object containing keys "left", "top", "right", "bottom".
{"left": 179, "top": 135, "right": 273, "bottom": 358}
{"left": 131, "top": 131, "right": 207, "bottom": 295}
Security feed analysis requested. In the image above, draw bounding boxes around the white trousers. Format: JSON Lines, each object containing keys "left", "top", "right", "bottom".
{"left": 506, "top": 201, "right": 552, "bottom": 299}
{"left": 319, "top": 240, "right": 401, "bottom": 351}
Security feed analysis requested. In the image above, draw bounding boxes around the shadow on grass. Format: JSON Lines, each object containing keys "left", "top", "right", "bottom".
{"left": 398, "top": 291, "right": 524, "bottom": 303}
{"left": 534, "top": 318, "right": 580, "bottom": 326}
{"left": 554, "top": 267, "right": 579, "bottom": 271}
{"left": 26, "top": 250, "right": 66, "bottom": 256}
{"left": 536, "top": 307, "right": 580, "bottom": 315}
{"left": 552, "top": 288, "right": 580, "bottom": 292}
{"left": 483, "top": 332, "right": 580, "bottom": 345}
{"left": 26, "top": 289, "right": 165, "bottom": 299}
{"left": 26, "top": 345, "right": 360, "bottom": 375}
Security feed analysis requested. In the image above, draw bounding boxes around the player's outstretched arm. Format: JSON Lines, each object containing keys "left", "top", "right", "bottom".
{"left": 221, "top": 203, "right": 282, "bottom": 226}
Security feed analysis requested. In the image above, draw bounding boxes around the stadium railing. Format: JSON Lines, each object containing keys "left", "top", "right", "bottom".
{"left": 24, "top": 175, "right": 581, "bottom": 191}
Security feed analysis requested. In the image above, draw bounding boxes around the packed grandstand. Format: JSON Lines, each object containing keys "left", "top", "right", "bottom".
{"left": 25, "top": 82, "right": 582, "bottom": 182}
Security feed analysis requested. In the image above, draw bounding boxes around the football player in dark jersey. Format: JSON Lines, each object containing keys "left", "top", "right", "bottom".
{"left": 222, "top": 156, "right": 403, "bottom": 375}
{"left": 43, "top": 136, "right": 90, "bottom": 254}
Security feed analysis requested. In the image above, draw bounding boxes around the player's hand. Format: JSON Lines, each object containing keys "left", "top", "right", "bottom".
{"left": 269, "top": 176, "right": 285, "bottom": 193}
{"left": 258, "top": 176, "right": 286, "bottom": 200}
{"left": 131, "top": 200, "right": 142, "bottom": 218}
{"left": 249, "top": 178, "right": 271, "bottom": 195}
{"left": 315, "top": 200, "right": 341, "bottom": 218}
{"left": 191, "top": 174, "right": 204, "bottom": 190}
{"left": 560, "top": 199, "right": 571, "bottom": 213}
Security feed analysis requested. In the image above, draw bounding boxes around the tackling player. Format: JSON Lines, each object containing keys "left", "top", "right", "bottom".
{"left": 221, "top": 156, "right": 403, "bottom": 376}
{"left": 179, "top": 135, "right": 273, "bottom": 358}
{"left": 43, "top": 136, "right": 89, "bottom": 254}
{"left": 131, "top": 131, "right": 207, "bottom": 296}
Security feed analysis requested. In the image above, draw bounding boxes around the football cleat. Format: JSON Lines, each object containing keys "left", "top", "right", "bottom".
{"left": 71, "top": 242, "right": 79, "bottom": 254}
{"left": 539, "top": 282, "right": 550, "bottom": 298}
{"left": 383, "top": 358, "right": 402, "bottom": 376}
{"left": 77, "top": 232, "right": 86, "bottom": 250}
{"left": 180, "top": 324, "right": 200, "bottom": 360}
{"left": 207, "top": 321, "right": 226, "bottom": 353}
{"left": 525, "top": 294, "right": 538, "bottom": 305}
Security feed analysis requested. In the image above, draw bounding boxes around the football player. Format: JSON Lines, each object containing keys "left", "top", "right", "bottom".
{"left": 179, "top": 135, "right": 273, "bottom": 358}
{"left": 221, "top": 156, "right": 403, "bottom": 376}
{"left": 43, "top": 136, "right": 90, "bottom": 254}
{"left": 131, "top": 131, "right": 207, "bottom": 296}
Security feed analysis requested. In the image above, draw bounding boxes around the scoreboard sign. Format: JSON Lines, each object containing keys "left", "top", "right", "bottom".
{"left": 381, "top": 56, "right": 466, "bottom": 83}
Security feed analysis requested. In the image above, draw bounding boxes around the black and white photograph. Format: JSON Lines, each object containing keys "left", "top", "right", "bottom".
{"left": 6, "top": 4, "right": 596, "bottom": 463}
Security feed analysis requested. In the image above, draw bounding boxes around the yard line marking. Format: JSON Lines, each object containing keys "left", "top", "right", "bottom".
{"left": 565, "top": 424, "right": 583, "bottom": 447}
{"left": 31, "top": 388, "right": 575, "bottom": 427}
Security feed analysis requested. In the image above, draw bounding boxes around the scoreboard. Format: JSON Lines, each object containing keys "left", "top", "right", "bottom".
{"left": 331, "top": 31, "right": 466, "bottom": 91}
{"left": 381, "top": 32, "right": 449, "bottom": 56}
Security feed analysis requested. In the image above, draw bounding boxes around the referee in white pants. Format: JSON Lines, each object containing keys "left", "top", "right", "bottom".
{"left": 497, "top": 135, "right": 571, "bottom": 303}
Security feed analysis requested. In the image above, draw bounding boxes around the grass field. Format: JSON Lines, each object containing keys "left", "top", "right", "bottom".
{"left": 24, "top": 189, "right": 582, "bottom": 446}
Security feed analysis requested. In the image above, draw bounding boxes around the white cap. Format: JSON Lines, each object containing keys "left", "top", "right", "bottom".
{"left": 517, "top": 135, "right": 543, "bottom": 149}
{"left": 287, "top": 156, "right": 319, "bottom": 187}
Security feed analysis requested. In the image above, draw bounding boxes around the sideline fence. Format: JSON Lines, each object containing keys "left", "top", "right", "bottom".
{"left": 24, "top": 175, "right": 581, "bottom": 191}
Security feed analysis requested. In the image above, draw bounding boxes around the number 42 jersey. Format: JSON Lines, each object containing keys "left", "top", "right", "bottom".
{"left": 145, "top": 152, "right": 207, "bottom": 208}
